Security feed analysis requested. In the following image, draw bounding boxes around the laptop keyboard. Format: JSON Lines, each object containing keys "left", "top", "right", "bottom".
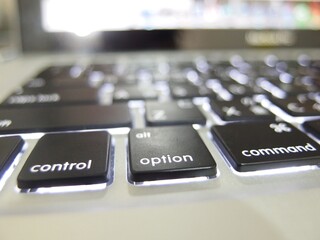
{"left": 0, "top": 54, "right": 319, "bottom": 192}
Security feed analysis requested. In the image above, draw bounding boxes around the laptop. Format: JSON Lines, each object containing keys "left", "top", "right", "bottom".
{"left": 0, "top": 0, "right": 320, "bottom": 239}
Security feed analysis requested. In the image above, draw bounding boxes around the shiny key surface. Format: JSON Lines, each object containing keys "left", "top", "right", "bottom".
{"left": 17, "top": 131, "right": 112, "bottom": 189}
{"left": 304, "top": 119, "right": 320, "bottom": 139}
{"left": 2, "top": 87, "right": 100, "bottom": 106}
{"left": 0, "top": 103, "right": 132, "bottom": 134}
{"left": 128, "top": 126, "right": 217, "bottom": 183}
{"left": 145, "top": 100, "right": 206, "bottom": 126}
{"left": 211, "top": 121, "right": 320, "bottom": 172}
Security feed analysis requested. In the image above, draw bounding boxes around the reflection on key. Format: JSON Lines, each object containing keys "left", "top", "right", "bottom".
{"left": 211, "top": 121, "right": 320, "bottom": 172}
{"left": 0, "top": 103, "right": 132, "bottom": 134}
{"left": 128, "top": 126, "right": 217, "bottom": 184}
{"left": 17, "top": 131, "right": 112, "bottom": 190}
{"left": 145, "top": 100, "right": 206, "bottom": 126}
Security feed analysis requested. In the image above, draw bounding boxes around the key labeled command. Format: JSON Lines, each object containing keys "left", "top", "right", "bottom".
{"left": 128, "top": 126, "right": 217, "bottom": 183}
{"left": 17, "top": 131, "right": 112, "bottom": 189}
{"left": 211, "top": 121, "right": 320, "bottom": 172}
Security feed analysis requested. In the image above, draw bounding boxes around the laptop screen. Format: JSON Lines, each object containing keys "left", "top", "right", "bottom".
{"left": 19, "top": 0, "right": 320, "bottom": 52}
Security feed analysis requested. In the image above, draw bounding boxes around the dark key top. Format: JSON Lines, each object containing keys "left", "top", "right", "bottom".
{"left": 0, "top": 136, "right": 24, "bottom": 181}
{"left": 145, "top": 100, "right": 206, "bottom": 126}
{"left": 2, "top": 88, "right": 99, "bottom": 106}
{"left": 113, "top": 85, "right": 158, "bottom": 101}
{"left": 220, "top": 82, "right": 264, "bottom": 96}
{"left": 27, "top": 65, "right": 91, "bottom": 89}
{"left": 0, "top": 103, "right": 131, "bottom": 134}
{"left": 26, "top": 69, "right": 90, "bottom": 89}
{"left": 303, "top": 119, "right": 320, "bottom": 139}
{"left": 211, "top": 121, "right": 320, "bottom": 172}
{"left": 210, "top": 97, "right": 273, "bottom": 121}
{"left": 36, "top": 65, "right": 86, "bottom": 79}
{"left": 169, "top": 82, "right": 211, "bottom": 99}
{"left": 271, "top": 96, "right": 320, "bottom": 116}
{"left": 128, "top": 126, "right": 217, "bottom": 183}
{"left": 17, "top": 131, "right": 111, "bottom": 189}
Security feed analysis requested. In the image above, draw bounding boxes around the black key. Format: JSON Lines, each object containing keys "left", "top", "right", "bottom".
{"left": 37, "top": 65, "right": 86, "bottom": 79}
{"left": 271, "top": 96, "right": 320, "bottom": 116}
{"left": 2, "top": 88, "right": 99, "bottom": 106}
{"left": 17, "top": 131, "right": 111, "bottom": 189}
{"left": 169, "top": 83, "right": 211, "bottom": 99}
{"left": 270, "top": 80, "right": 314, "bottom": 95}
{"left": 211, "top": 121, "right": 320, "bottom": 172}
{"left": 90, "top": 64, "right": 115, "bottom": 74}
{"left": 304, "top": 119, "right": 320, "bottom": 139}
{"left": 0, "top": 103, "right": 131, "bottom": 134}
{"left": 90, "top": 64, "right": 117, "bottom": 84}
{"left": 128, "top": 126, "right": 217, "bottom": 183}
{"left": 26, "top": 66, "right": 90, "bottom": 89}
{"left": 145, "top": 100, "right": 206, "bottom": 126}
{"left": 220, "top": 82, "right": 263, "bottom": 96}
{"left": 0, "top": 136, "right": 24, "bottom": 180}
{"left": 210, "top": 97, "right": 273, "bottom": 121}
{"left": 113, "top": 85, "right": 157, "bottom": 101}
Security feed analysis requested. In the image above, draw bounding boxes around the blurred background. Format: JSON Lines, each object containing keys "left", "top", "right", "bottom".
{"left": 0, "top": 0, "right": 20, "bottom": 61}
{"left": 1, "top": 0, "right": 320, "bottom": 56}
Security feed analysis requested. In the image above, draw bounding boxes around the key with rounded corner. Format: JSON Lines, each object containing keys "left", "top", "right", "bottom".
{"left": 211, "top": 121, "right": 320, "bottom": 172}
{"left": 0, "top": 103, "right": 131, "bottom": 134}
{"left": 17, "top": 131, "right": 112, "bottom": 189}
{"left": 128, "top": 126, "right": 217, "bottom": 183}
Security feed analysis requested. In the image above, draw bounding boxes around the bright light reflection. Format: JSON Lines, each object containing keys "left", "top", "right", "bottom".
{"left": 135, "top": 177, "right": 210, "bottom": 187}
{"left": 21, "top": 183, "right": 107, "bottom": 194}
{"left": 41, "top": 0, "right": 193, "bottom": 36}
{"left": 21, "top": 132, "right": 45, "bottom": 140}
{"left": 232, "top": 165, "right": 319, "bottom": 177}
{"left": 132, "top": 170, "right": 220, "bottom": 187}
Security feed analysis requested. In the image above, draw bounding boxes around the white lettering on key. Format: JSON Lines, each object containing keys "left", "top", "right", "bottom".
{"left": 0, "top": 119, "right": 12, "bottom": 128}
{"left": 139, "top": 154, "right": 194, "bottom": 167}
{"left": 8, "top": 93, "right": 60, "bottom": 104}
{"left": 241, "top": 143, "right": 317, "bottom": 157}
{"left": 30, "top": 160, "right": 92, "bottom": 173}
{"left": 136, "top": 132, "right": 151, "bottom": 139}
{"left": 151, "top": 110, "right": 167, "bottom": 120}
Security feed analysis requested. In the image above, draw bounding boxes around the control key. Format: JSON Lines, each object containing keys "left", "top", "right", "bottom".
{"left": 17, "top": 131, "right": 112, "bottom": 189}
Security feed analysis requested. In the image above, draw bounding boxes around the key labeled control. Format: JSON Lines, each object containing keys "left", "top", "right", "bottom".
{"left": 128, "top": 126, "right": 217, "bottom": 183}
{"left": 17, "top": 131, "right": 112, "bottom": 189}
{"left": 211, "top": 121, "right": 320, "bottom": 172}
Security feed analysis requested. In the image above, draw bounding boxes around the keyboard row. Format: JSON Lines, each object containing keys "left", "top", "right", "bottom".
{"left": 0, "top": 96, "right": 319, "bottom": 134}
{"left": 0, "top": 55, "right": 319, "bottom": 192}
{"left": 0, "top": 120, "right": 320, "bottom": 192}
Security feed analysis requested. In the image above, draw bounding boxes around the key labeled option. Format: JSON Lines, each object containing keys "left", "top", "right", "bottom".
{"left": 17, "top": 131, "right": 112, "bottom": 189}
{"left": 211, "top": 121, "right": 320, "bottom": 172}
{"left": 128, "top": 126, "right": 217, "bottom": 183}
